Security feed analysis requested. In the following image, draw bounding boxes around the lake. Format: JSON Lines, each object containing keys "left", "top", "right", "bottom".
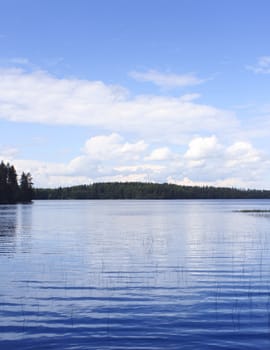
{"left": 1, "top": 200, "right": 270, "bottom": 349}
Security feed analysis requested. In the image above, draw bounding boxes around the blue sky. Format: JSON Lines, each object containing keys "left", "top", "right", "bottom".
{"left": 0, "top": 0, "right": 270, "bottom": 188}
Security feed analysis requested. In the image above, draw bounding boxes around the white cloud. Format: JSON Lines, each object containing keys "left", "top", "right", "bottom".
{"left": 169, "top": 136, "right": 268, "bottom": 188}
{"left": 3, "top": 132, "right": 267, "bottom": 189}
{"left": 97, "top": 173, "right": 150, "bottom": 183}
{"left": 1, "top": 67, "right": 270, "bottom": 189}
{"left": 38, "top": 175, "right": 92, "bottom": 188}
{"left": 129, "top": 69, "right": 204, "bottom": 88}
{"left": 115, "top": 164, "right": 165, "bottom": 173}
{"left": 10, "top": 57, "right": 30, "bottom": 65}
{"left": 0, "top": 146, "right": 19, "bottom": 160}
{"left": 167, "top": 176, "right": 255, "bottom": 189}
{"left": 184, "top": 135, "right": 222, "bottom": 160}
{"left": 185, "top": 159, "right": 205, "bottom": 168}
{"left": 246, "top": 56, "right": 270, "bottom": 74}
{"left": 225, "top": 141, "right": 261, "bottom": 167}
{"left": 179, "top": 93, "right": 201, "bottom": 102}
{"left": 0, "top": 68, "right": 237, "bottom": 144}
{"left": 145, "top": 147, "right": 174, "bottom": 161}
{"left": 83, "top": 133, "right": 147, "bottom": 161}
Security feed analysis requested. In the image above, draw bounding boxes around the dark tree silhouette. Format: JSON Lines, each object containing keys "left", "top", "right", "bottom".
{"left": 20, "top": 172, "right": 33, "bottom": 203}
{"left": 7, "top": 165, "right": 20, "bottom": 202}
{"left": 0, "top": 161, "right": 8, "bottom": 203}
{"left": 34, "top": 182, "right": 270, "bottom": 200}
{"left": 0, "top": 161, "right": 33, "bottom": 204}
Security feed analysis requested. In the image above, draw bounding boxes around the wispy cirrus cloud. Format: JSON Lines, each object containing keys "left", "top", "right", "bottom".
{"left": 129, "top": 69, "right": 205, "bottom": 88}
{"left": 246, "top": 56, "right": 270, "bottom": 74}
{"left": 0, "top": 146, "right": 19, "bottom": 160}
{"left": 9, "top": 57, "right": 30, "bottom": 65}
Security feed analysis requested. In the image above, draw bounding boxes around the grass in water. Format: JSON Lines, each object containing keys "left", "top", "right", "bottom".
{"left": 235, "top": 209, "right": 270, "bottom": 213}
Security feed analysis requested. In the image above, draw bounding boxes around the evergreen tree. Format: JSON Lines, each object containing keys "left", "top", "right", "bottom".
{"left": 0, "top": 161, "right": 33, "bottom": 204}
{"left": 20, "top": 172, "right": 33, "bottom": 203}
{"left": 7, "top": 164, "right": 20, "bottom": 202}
{"left": 34, "top": 181, "right": 270, "bottom": 200}
{"left": 0, "top": 161, "right": 8, "bottom": 203}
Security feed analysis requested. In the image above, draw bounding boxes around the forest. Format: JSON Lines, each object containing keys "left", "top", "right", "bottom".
{"left": 34, "top": 182, "right": 270, "bottom": 200}
{"left": 3, "top": 159, "right": 270, "bottom": 202}
{"left": 0, "top": 161, "right": 33, "bottom": 204}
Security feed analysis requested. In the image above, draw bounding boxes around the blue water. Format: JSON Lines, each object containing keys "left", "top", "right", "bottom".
{"left": 1, "top": 200, "right": 270, "bottom": 349}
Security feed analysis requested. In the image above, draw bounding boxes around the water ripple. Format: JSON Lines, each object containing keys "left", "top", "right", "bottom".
{"left": 1, "top": 200, "right": 270, "bottom": 349}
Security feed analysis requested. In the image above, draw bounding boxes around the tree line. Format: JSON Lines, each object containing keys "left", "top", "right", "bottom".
{"left": 2, "top": 159, "right": 270, "bottom": 202}
{"left": 34, "top": 182, "right": 270, "bottom": 200}
{"left": 0, "top": 161, "right": 33, "bottom": 204}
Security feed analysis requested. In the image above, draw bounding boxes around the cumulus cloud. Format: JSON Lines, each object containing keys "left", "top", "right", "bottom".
{"left": 67, "top": 133, "right": 149, "bottom": 179}
{"left": 129, "top": 69, "right": 205, "bottom": 88}
{"left": 246, "top": 56, "right": 270, "bottom": 74}
{"left": 97, "top": 173, "right": 150, "bottom": 183}
{"left": 225, "top": 141, "right": 261, "bottom": 167}
{"left": 83, "top": 133, "right": 148, "bottom": 161}
{"left": 3, "top": 132, "right": 268, "bottom": 189}
{"left": 145, "top": 147, "right": 175, "bottom": 161}
{"left": 1, "top": 133, "right": 156, "bottom": 186}
{"left": 1, "top": 67, "right": 269, "bottom": 189}
{"left": 115, "top": 164, "right": 165, "bottom": 173}
{"left": 167, "top": 176, "right": 255, "bottom": 189}
{"left": 184, "top": 135, "right": 222, "bottom": 160}
{"left": 0, "top": 68, "right": 236, "bottom": 143}
{"left": 171, "top": 136, "right": 268, "bottom": 188}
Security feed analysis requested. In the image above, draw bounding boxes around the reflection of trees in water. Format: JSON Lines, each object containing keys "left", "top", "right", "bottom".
{"left": 18, "top": 204, "right": 33, "bottom": 254}
{"left": 0, "top": 205, "right": 18, "bottom": 255}
{"left": 0, "top": 204, "right": 33, "bottom": 256}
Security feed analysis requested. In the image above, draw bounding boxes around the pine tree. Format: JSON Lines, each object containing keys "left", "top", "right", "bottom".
{"left": 7, "top": 165, "right": 20, "bottom": 202}
{"left": 0, "top": 161, "right": 8, "bottom": 203}
{"left": 20, "top": 172, "right": 33, "bottom": 202}
{"left": 0, "top": 161, "right": 33, "bottom": 203}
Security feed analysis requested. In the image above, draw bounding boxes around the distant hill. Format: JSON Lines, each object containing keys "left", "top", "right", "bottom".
{"left": 34, "top": 182, "right": 270, "bottom": 200}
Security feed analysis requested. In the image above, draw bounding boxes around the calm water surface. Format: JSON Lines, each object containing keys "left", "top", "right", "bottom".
{"left": 1, "top": 200, "right": 270, "bottom": 349}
